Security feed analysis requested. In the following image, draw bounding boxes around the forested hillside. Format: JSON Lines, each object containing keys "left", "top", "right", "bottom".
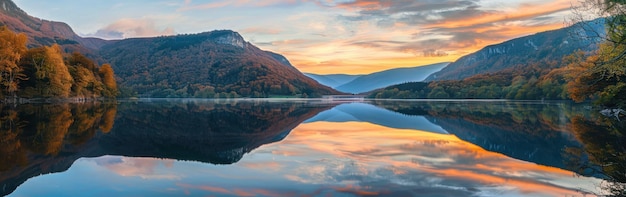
{"left": 99, "top": 30, "right": 340, "bottom": 98}
{"left": 424, "top": 18, "right": 605, "bottom": 82}
{"left": 0, "top": 27, "right": 117, "bottom": 101}
{"left": 370, "top": 58, "right": 573, "bottom": 100}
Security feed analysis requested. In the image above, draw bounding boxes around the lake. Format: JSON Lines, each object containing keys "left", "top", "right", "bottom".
{"left": 1, "top": 99, "right": 623, "bottom": 197}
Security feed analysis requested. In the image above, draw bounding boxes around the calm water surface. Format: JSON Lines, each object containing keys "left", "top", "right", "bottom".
{"left": 1, "top": 99, "right": 623, "bottom": 196}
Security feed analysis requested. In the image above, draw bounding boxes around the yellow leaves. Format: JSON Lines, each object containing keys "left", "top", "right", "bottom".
{"left": 566, "top": 41, "right": 626, "bottom": 106}
{"left": 0, "top": 26, "right": 27, "bottom": 96}
{"left": 42, "top": 44, "right": 74, "bottom": 98}
{"left": 99, "top": 64, "right": 118, "bottom": 98}
{"left": 99, "top": 106, "right": 117, "bottom": 133}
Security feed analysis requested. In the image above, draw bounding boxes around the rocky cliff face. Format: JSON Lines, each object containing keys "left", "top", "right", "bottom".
{"left": 212, "top": 31, "right": 247, "bottom": 48}
{"left": 425, "top": 19, "right": 606, "bottom": 81}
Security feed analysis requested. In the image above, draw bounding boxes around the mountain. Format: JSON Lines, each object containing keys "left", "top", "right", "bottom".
{"left": 0, "top": 0, "right": 108, "bottom": 51}
{"left": 331, "top": 63, "right": 448, "bottom": 94}
{"left": 304, "top": 73, "right": 363, "bottom": 89}
{"left": 425, "top": 19, "right": 605, "bottom": 81}
{"left": 98, "top": 30, "right": 340, "bottom": 97}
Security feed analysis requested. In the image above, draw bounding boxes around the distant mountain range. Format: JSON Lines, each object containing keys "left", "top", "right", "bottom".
{"left": 306, "top": 63, "right": 448, "bottom": 94}
{"left": 0, "top": 0, "right": 338, "bottom": 97}
{"left": 304, "top": 73, "right": 362, "bottom": 89}
{"left": 424, "top": 19, "right": 605, "bottom": 81}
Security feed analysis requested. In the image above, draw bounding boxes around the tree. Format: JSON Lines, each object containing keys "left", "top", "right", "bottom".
{"left": 570, "top": 0, "right": 626, "bottom": 108}
{"left": 44, "top": 45, "right": 74, "bottom": 98}
{"left": 0, "top": 26, "right": 27, "bottom": 97}
{"left": 99, "top": 64, "right": 118, "bottom": 98}
{"left": 66, "top": 52, "right": 104, "bottom": 97}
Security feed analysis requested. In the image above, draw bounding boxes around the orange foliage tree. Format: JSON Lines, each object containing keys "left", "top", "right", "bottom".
{"left": 0, "top": 26, "right": 27, "bottom": 97}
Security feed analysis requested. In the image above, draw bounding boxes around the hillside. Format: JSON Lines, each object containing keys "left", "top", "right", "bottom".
{"left": 332, "top": 63, "right": 448, "bottom": 94}
{"left": 0, "top": 0, "right": 108, "bottom": 51}
{"left": 425, "top": 19, "right": 605, "bottom": 81}
{"left": 98, "top": 30, "right": 340, "bottom": 97}
{"left": 1, "top": 0, "right": 338, "bottom": 98}
{"left": 371, "top": 20, "right": 609, "bottom": 100}
{"left": 304, "top": 73, "right": 362, "bottom": 88}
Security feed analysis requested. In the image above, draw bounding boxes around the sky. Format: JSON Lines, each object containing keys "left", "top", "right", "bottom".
{"left": 13, "top": 0, "right": 576, "bottom": 74}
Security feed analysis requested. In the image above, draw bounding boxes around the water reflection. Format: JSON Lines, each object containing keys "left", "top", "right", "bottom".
{"left": 101, "top": 99, "right": 334, "bottom": 164}
{"left": 1, "top": 99, "right": 334, "bottom": 196}
{"left": 569, "top": 113, "right": 626, "bottom": 196}
{"left": 371, "top": 100, "right": 587, "bottom": 172}
{"left": 271, "top": 122, "right": 597, "bottom": 196}
{"left": 1, "top": 99, "right": 622, "bottom": 196}
{"left": 0, "top": 102, "right": 117, "bottom": 195}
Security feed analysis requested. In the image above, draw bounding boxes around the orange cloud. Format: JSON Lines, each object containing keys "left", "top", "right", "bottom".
{"left": 262, "top": 0, "right": 576, "bottom": 74}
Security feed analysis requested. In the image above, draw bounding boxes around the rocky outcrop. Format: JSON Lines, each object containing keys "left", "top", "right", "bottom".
{"left": 212, "top": 30, "right": 246, "bottom": 48}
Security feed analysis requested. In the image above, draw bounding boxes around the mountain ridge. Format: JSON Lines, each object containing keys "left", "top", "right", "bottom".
{"left": 0, "top": 0, "right": 109, "bottom": 50}
{"left": 98, "top": 30, "right": 340, "bottom": 97}
{"left": 425, "top": 19, "right": 605, "bottom": 81}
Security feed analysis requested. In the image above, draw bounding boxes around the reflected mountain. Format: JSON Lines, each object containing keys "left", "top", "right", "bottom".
{"left": 0, "top": 100, "right": 334, "bottom": 196}
{"left": 370, "top": 100, "right": 588, "bottom": 172}
{"left": 306, "top": 102, "right": 448, "bottom": 134}
{"left": 101, "top": 100, "right": 333, "bottom": 164}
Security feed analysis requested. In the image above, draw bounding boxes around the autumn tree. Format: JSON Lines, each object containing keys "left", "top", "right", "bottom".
{"left": 0, "top": 26, "right": 27, "bottom": 98}
{"left": 99, "top": 64, "right": 118, "bottom": 98}
{"left": 44, "top": 45, "right": 74, "bottom": 98}
{"left": 19, "top": 47, "right": 49, "bottom": 97}
{"left": 66, "top": 52, "right": 104, "bottom": 97}
{"left": 19, "top": 45, "right": 77, "bottom": 98}
{"left": 570, "top": 0, "right": 626, "bottom": 108}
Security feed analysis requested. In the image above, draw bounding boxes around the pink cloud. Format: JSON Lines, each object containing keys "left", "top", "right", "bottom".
{"left": 178, "top": 0, "right": 301, "bottom": 11}
{"left": 91, "top": 18, "right": 175, "bottom": 39}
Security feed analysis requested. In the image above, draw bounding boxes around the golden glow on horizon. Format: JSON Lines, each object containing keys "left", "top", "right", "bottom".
{"left": 290, "top": 18, "right": 568, "bottom": 75}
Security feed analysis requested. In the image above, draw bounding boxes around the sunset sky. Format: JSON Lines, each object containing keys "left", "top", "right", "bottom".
{"left": 13, "top": 0, "right": 576, "bottom": 74}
